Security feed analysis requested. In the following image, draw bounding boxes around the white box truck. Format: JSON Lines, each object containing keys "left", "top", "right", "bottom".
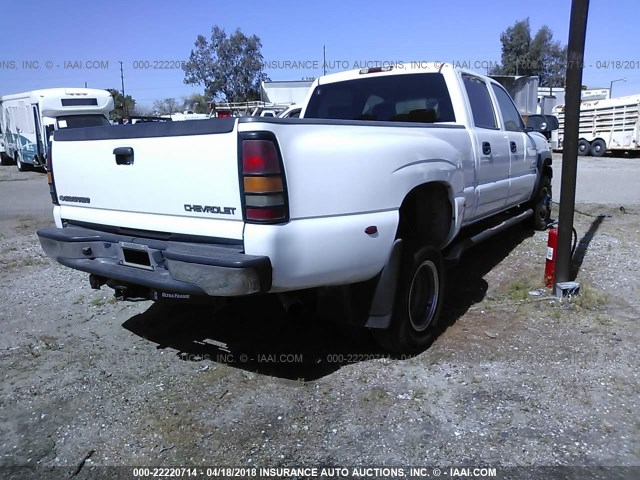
{"left": 0, "top": 88, "right": 113, "bottom": 171}
{"left": 554, "top": 94, "right": 640, "bottom": 157}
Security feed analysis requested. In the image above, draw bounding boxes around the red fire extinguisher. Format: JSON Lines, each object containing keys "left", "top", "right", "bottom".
{"left": 545, "top": 227, "right": 558, "bottom": 288}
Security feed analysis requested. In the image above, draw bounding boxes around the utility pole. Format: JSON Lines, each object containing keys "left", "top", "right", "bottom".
{"left": 554, "top": 0, "right": 590, "bottom": 294}
{"left": 323, "top": 45, "right": 327, "bottom": 76}
{"left": 609, "top": 78, "right": 626, "bottom": 98}
{"left": 119, "top": 61, "right": 128, "bottom": 118}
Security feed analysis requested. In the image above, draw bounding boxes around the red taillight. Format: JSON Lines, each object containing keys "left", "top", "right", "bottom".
{"left": 241, "top": 138, "right": 288, "bottom": 223}
{"left": 242, "top": 140, "right": 281, "bottom": 174}
{"left": 246, "top": 207, "right": 287, "bottom": 221}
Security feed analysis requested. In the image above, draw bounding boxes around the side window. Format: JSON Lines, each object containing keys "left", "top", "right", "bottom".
{"left": 491, "top": 84, "right": 525, "bottom": 132}
{"left": 462, "top": 75, "right": 497, "bottom": 129}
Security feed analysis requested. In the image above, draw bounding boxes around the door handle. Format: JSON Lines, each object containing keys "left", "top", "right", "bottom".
{"left": 510, "top": 141, "right": 517, "bottom": 153}
{"left": 482, "top": 142, "right": 491, "bottom": 155}
{"left": 113, "top": 147, "right": 134, "bottom": 165}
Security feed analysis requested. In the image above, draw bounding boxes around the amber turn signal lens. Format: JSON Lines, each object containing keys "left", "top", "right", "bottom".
{"left": 243, "top": 176, "right": 283, "bottom": 193}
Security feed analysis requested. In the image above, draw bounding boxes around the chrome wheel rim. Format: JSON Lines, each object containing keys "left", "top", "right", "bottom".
{"left": 408, "top": 260, "right": 439, "bottom": 332}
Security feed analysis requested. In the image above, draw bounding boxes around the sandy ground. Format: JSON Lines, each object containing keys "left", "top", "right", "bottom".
{"left": 0, "top": 155, "right": 638, "bottom": 479}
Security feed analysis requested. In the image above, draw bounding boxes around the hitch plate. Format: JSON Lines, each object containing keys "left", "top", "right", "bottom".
{"left": 120, "top": 242, "right": 154, "bottom": 270}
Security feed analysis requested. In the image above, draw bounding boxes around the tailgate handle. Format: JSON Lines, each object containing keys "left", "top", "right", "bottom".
{"left": 113, "top": 147, "right": 134, "bottom": 165}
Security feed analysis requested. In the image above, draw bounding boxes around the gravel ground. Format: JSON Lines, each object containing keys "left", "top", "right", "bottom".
{"left": 0, "top": 156, "right": 638, "bottom": 480}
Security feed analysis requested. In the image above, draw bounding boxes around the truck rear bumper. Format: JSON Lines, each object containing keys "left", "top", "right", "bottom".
{"left": 37, "top": 226, "right": 272, "bottom": 297}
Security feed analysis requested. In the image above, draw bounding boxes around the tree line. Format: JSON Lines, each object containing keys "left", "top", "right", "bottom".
{"left": 107, "top": 91, "right": 209, "bottom": 120}
{"left": 490, "top": 18, "right": 567, "bottom": 87}
{"left": 109, "top": 18, "right": 567, "bottom": 119}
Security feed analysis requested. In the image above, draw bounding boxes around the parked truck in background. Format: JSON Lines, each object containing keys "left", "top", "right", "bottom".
{"left": 0, "top": 88, "right": 113, "bottom": 171}
{"left": 161, "top": 110, "right": 209, "bottom": 121}
{"left": 554, "top": 94, "right": 640, "bottom": 157}
{"left": 210, "top": 102, "right": 291, "bottom": 118}
{"left": 278, "top": 105, "right": 302, "bottom": 118}
{"left": 38, "top": 64, "right": 553, "bottom": 352}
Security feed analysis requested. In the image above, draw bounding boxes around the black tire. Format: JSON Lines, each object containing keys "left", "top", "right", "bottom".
{"left": 0, "top": 153, "right": 13, "bottom": 166}
{"left": 578, "top": 139, "right": 591, "bottom": 156}
{"left": 530, "top": 175, "right": 552, "bottom": 231}
{"left": 373, "top": 242, "right": 444, "bottom": 353}
{"left": 590, "top": 139, "right": 606, "bottom": 157}
{"left": 16, "top": 153, "right": 31, "bottom": 172}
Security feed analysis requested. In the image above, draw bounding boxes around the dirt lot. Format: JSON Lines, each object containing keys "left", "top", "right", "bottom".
{"left": 0, "top": 155, "right": 639, "bottom": 479}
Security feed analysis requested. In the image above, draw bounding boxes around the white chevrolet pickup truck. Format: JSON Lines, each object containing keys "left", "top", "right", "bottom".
{"left": 38, "top": 63, "right": 553, "bottom": 352}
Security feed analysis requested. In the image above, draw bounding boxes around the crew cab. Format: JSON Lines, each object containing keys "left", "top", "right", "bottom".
{"left": 38, "top": 63, "right": 553, "bottom": 352}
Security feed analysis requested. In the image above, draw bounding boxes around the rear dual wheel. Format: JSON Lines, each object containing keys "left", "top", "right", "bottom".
{"left": 373, "top": 242, "right": 444, "bottom": 353}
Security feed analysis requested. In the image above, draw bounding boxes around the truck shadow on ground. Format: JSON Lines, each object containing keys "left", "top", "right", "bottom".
{"left": 123, "top": 295, "right": 375, "bottom": 381}
{"left": 123, "top": 225, "right": 535, "bottom": 381}
{"left": 440, "top": 224, "right": 535, "bottom": 324}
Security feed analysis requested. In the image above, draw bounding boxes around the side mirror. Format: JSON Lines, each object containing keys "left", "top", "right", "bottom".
{"left": 526, "top": 114, "right": 558, "bottom": 133}
{"left": 544, "top": 114, "right": 559, "bottom": 131}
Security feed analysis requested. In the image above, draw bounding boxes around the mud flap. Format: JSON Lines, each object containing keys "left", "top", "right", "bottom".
{"left": 315, "top": 240, "right": 403, "bottom": 329}
{"left": 365, "top": 239, "right": 403, "bottom": 329}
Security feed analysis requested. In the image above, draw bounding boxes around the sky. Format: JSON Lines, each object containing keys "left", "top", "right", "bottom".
{"left": 1, "top": 0, "right": 639, "bottom": 109}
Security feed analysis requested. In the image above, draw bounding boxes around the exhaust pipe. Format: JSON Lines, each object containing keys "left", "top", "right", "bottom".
{"left": 106, "top": 280, "right": 150, "bottom": 301}
{"left": 113, "top": 286, "right": 129, "bottom": 301}
{"left": 89, "top": 274, "right": 107, "bottom": 290}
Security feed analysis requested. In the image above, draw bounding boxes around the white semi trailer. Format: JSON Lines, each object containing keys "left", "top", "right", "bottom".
{"left": 554, "top": 94, "right": 640, "bottom": 157}
{"left": 0, "top": 88, "right": 113, "bottom": 171}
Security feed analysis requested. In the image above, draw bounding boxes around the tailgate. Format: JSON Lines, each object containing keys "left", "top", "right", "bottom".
{"left": 52, "top": 119, "right": 244, "bottom": 240}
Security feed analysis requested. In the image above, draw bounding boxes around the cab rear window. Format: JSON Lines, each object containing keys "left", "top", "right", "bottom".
{"left": 304, "top": 73, "right": 456, "bottom": 123}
